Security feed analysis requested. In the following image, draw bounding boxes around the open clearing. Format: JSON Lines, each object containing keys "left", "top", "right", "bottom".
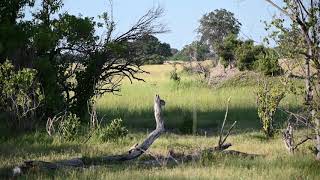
{"left": 1, "top": 63, "right": 318, "bottom": 179}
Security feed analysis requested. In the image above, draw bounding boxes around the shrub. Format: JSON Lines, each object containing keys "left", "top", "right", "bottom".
{"left": 0, "top": 60, "right": 43, "bottom": 129}
{"left": 217, "top": 34, "right": 239, "bottom": 68}
{"left": 235, "top": 40, "right": 258, "bottom": 71}
{"left": 257, "top": 81, "right": 285, "bottom": 138}
{"left": 170, "top": 64, "right": 181, "bottom": 83}
{"left": 34, "top": 58, "right": 65, "bottom": 116}
{"left": 171, "top": 52, "right": 190, "bottom": 61}
{"left": 98, "top": 118, "right": 128, "bottom": 142}
{"left": 254, "top": 49, "right": 283, "bottom": 76}
{"left": 57, "top": 112, "right": 81, "bottom": 141}
{"left": 144, "top": 54, "right": 166, "bottom": 64}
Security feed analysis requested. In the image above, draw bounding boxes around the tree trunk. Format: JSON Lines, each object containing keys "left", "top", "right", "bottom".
{"left": 305, "top": 55, "right": 313, "bottom": 106}
{"left": 315, "top": 68, "right": 320, "bottom": 160}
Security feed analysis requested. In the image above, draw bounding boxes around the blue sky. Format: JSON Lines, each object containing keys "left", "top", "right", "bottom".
{"left": 55, "top": 0, "right": 281, "bottom": 49}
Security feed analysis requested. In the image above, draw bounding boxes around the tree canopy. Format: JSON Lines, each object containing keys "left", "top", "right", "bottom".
{"left": 0, "top": 0, "right": 168, "bottom": 123}
{"left": 198, "top": 9, "right": 241, "bottom": 51}
{"left": 134, "top": 35, "right": 172, "bottom": 64}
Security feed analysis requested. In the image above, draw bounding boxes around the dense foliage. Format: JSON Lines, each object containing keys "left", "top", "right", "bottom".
{"left": 216, "top": 35, "right": 282, "bottom": 75}
{"left": 257, "top": 80, "right": 286, "bottom": 137}
{"left": 172, "top": 41, "right": 210, "bottom": 61}
{"left": 97, "top": 118, "right": 128, "bottom": 142}
{"left": 0, "top": 60, "right": 43, "bottom": 129}
{"left": 216, "top": 34, "right": 239, "bottom": 68}
{"left": 135, "top": 35, "right": 172, "bottom": 64}
{"left": 57, "top": 112, "right": 81, "bottom": 141}
{"left": 254, "top": 48, "right": 283, "bottom": 76}
{"left": 198, "top": 9, "right": 241, "bottom": 51}
{"left": 0, "top": 0, "right": 167, "bottom": 126}
{"left": 235, "top": 40, "right": 262, "bottom": 71}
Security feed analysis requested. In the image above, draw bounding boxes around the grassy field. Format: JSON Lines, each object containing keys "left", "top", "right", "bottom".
{"left": 96, "top": 64, "right": 302, "bottom": 131}
{"left": 1, "top": 63, "right": 318, "bottom": 179}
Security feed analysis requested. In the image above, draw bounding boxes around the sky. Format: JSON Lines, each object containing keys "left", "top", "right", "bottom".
{"left": 44, "top": 0, "right": 282, "bottom": 50}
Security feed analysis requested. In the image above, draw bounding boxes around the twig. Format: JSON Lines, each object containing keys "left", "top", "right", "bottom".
{"left": 220, "top": 121, "right": 237, "bottom": 146}
{"left": 218, "top": 97, "right": 231, "bottom": 147}
{"left": 293, "top": 136, "right": 313, "bottom": 150}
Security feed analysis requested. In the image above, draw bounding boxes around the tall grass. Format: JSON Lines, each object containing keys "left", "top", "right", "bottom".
{"left": 0, "top": 64, "right": 313, "bottom": 180}
{"left": 96, "top": 64, "right": 302, "bottom": 131}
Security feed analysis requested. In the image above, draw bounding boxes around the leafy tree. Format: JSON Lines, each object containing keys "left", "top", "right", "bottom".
{"left": 0, "top": 0, "right": 168, "bottom": 123}
{"left": 0, "top": 0, "right": 35, "bottom": 65}
{"left": 216, "top": 32, "right": 282, "bottom": 74}
{"left": 135, "top": 35, "right": 172, "bottom": 64}
{"left": 216, "top": 34, "right": 240, "bottom": 68}
{"left": 266, "top": 0, "right": 320, "bottom": 160}
{"left": 198, "top": 9, "right": 241, "bottom": 51}
{"left": 172, "top": 41, "right": 210, "bottom": 61}
{"left": 170, "top": 48, "right": 179, "bottom": 56}
{"left": 0, "top": 0, "right": 34, "bottom": 24}
{"left": 265, "top": 20, "right": 305, "bottom": 60}
{"left": 254, "top": 48, "right": 283, "bottom": 76}
{"left": 235, "top": 40, "right": 258, "bottom": 71}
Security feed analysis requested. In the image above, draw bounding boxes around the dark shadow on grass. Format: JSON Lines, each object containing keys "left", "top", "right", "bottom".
{"left": 98, "top": 106, "right": 300, "bottom": 135}
{"left": 0, "top": 143, "right": 83, "bottom": 178}
{"left": 0, "top": 143, "right": 83, "bottom": 159}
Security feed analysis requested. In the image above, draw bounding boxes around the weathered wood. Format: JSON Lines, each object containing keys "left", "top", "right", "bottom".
{"left": 12, "top": 95, "right": 166, "bottom": 176}
{"left": 283, "top": 122, "right": 295, "bottom": 153}
{"left": 100, "top": 95, "right": 165, "bottom": 162}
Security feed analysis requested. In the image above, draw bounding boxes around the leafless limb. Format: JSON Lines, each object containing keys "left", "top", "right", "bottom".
{"left": 46, "top": 111, "right": 68, "bottom": 136}
{"left": 13, "top": 95, "right": 166, "bottom": 176}
{"left": 114, "top": 7, "right": 168, "bottom": 43}
{"left": 217, "top": 97, "right": 237, "bottom": 150}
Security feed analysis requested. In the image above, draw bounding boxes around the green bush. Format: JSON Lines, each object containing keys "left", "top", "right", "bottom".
{"left": 254, "top": 49, "right": 283, "bottom": 76}
{"left": 34, "top": 58, "right": 65, "bottom": 116}
{"left": 171, "top": 52, "right": 190, "bottom": 61}
{"left": 58, "top": 112, "right": 81, "bottom": 141}
{"left": 144, "top": 54, "right": 166, "bottom": 64}
{"left": 171, "top": 41, "right": 210, "bottom": 62}
{"left": 0, "top": 60, "right": 43, "bottom": 129}
{"left": 235, "top": 40, "right": 258, "bottom": 71}
{"left": 257, "top": 81, "right": 285, "bottom": 138}
{"left": 98, "top": 118, "right": 128, "bottom": 142}
{"left": 170, "top": 64, "right": 181, "bottom": 83}
{"left": 217, "top": 34, "right": 239, "bottom": 68}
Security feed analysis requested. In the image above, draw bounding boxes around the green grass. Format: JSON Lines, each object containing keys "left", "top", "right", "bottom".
{"left": 0, "top": 131, "right": 318, "bottom": 179}
{"left": 1, "top": 64, "right": 316, "bottom": 179}
{"left": 96, "top": 64, "right": 302, "bottom": 131}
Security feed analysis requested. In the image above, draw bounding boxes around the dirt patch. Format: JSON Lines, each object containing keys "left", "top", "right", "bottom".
{"left": 208, "top": 64, "right": 240, "bottom": 86}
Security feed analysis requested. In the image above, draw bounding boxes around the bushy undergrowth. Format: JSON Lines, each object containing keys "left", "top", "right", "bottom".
{"left": 257, "top": 80, "right": 286, "bottom": 137}
{"left": 0, "top": 60, "right": 43, "bottom": 130}
{"left": 57, "top": 113, "right": 81, "bottom": 141}
{"left": 95, "top": 118, "right": 128, "bottom": 142}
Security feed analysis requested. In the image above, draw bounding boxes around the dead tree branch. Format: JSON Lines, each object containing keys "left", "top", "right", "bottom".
{"left": 217, "top": 97, "right": 237, "bottom": 150}
{"left": 12, "top": 95, "right": 166, "bottom": 176}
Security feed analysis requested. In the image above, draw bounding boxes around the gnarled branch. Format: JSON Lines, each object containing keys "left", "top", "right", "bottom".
{"left": 12, "top": 95, "right": 166, "bottom": 176}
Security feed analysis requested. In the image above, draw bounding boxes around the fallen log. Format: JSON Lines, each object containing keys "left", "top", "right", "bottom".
{"left": 11, "top": 95, "right": 166, "bottom": 176}
{"left": 136, "top": 97, "right": 261, "bottom": 167}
